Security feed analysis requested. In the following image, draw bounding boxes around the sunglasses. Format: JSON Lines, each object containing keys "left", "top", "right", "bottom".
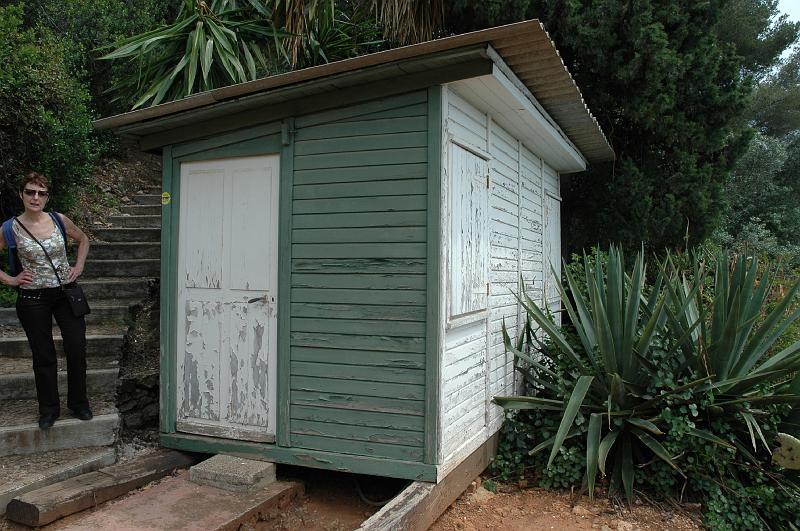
{"left": 23, "top": 189, "right": 50, "bottom": 198}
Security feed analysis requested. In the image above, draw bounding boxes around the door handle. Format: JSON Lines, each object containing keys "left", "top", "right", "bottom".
{"left": 247, "top": 296, "right": 267, "bottom": 304}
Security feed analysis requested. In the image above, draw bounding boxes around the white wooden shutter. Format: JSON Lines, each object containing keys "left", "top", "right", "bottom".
{"left": 543, "top": 192, "right": 562, "bottom": 306}
{"left": 448, "top": 142, "right": 489, "bottom": 320}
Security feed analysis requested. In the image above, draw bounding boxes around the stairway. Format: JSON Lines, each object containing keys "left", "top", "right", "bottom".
{"left": 0, "top": 191, "right": 161, "bottom": 514}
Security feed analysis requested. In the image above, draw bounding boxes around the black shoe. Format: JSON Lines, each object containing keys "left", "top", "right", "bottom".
{"left": 70, "top": 408, "right": 93, "bottom": 421}
{"left": 38, "top": 413, "right": 59, "bottom": 429}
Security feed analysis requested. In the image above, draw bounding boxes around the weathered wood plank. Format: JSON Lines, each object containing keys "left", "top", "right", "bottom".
{"left": 294, "top": 132, "right": 427, "bottom": 156}
{"left": 290, "top": 331, "right": 426, "bottom": 353}
{"left": 161, "top": 432, "right": 436, "bottom": 481}
{"left": 293, "top": 179, "right": 427, "bottom": 200}
{"left": 293, "top": 163, "right": 428, "bottom": 185}
{"left": 289, "top": 433, "right": 424, "bottom": 462}
{"left": 290, "top": 391, "right": 424, "bottom": 416}
{"left": 294, "top": 148, "right": 427, "bottom": 171}
{"left": 5, "top": 450, "right": 200, "bottom": 527}
{"left": 294, "top": 91, "right": 426, "bottom": 128}
{"left": 292, "top": 273, "right": 426, "bottom": 290}
{"left": 291, "top": 420, "right": 423, "bottom": 447}
{"left": 292, "top": 242, "right": 427, "bottom": 259}
{"left": 358, "top": 433, "right": 500, "bottom": 531}
{"left": 293, "top": 211, "right": 426, "bottom": 229}
{"left": 291, "top": 318, "right": 425, "bottom": 337}
{"left": 291, "top": 347, "right": 425, "bottom": 368}
{"left": 180, "top": 300, "right": 222, "bottom": 422}
{"left": 291, "top": 361, "right": 424, "bottom": 384}
{"left": 293, "top": 195, "right": 426, "bottom": 214}
{"left": 336, "top": 102, "right": 427, "bottom": 122}
{"left": 292, "top": 258, "right": 426, "bottom": 274}
{"left": 290, "top": 405, "right": 424, "bottom": 431}
{"left": 294, "top": 116, "right": 427, "bottom": 141}
{"left": 290, "top": 376, "right": 424, "bottom": 400}
{"left": 291, "top": 288, "right": 426, "bottom": 305}
{"left": 290, "top": 303, "right": 425, "bottom": 322}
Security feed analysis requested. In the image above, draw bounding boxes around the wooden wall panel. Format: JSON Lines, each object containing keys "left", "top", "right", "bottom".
{"left": 439, "top": 86, "right": 552, "bottom": 465}
{"left": 289, "top": 90, "right": 429, "bottom": 461}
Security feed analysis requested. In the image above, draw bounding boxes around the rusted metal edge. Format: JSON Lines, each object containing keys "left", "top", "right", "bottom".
{"left": 357, "top": 432, "right": 500, "bottom": 531}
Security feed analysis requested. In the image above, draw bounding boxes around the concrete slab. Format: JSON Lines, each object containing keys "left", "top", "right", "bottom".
{"left": 55, "top": 470, "right": 302, "bottom": 531}
{"left": 189, "top": 454, "right": 276, "bottom": 492}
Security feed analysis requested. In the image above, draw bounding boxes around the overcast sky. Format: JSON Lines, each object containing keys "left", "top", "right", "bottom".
{"left": 778, "top": 0, "right": 800, "bottom": 23}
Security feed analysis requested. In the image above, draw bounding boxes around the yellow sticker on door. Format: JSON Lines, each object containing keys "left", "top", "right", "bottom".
{"left": 161, "top": 192, "right": 171, "bottom": 205}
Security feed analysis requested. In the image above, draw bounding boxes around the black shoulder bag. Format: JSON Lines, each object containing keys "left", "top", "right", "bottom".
{"left": 15, "top": 217, "right": 91, "bottom": 317}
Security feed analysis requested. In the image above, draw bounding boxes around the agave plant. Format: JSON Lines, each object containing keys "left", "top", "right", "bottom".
{"left": 495, "top": 247, "right": 800, "bottom": 501}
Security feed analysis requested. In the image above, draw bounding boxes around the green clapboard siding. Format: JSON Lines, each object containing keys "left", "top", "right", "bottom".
{"left": 290, "top": 90, "right": 429, "bottom": 461}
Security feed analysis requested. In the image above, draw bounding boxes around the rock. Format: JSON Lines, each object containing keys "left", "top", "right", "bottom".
{"left": 471, "top": 486, "right": 494, "bottom": 503}
{"left": 610, "top": 520, "right": 634, "bottom": 531}
{"left": 773, "top": 433, "right": 800, "bottom": 470}
{"left": 121, "top": 196, "right": 131, "bottom": 203}
{"left": 572, "top": 505, "right": 592, "bottom": 516}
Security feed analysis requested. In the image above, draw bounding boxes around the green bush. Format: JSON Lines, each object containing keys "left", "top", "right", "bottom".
{"left": 22, "top": 0, "right": 178, "bottom": 117}
{"left": 0, "top": 4, "right": 98, "bottom": 218}
{"left": 495, "top": 247, "right": 800, "bottom": 528}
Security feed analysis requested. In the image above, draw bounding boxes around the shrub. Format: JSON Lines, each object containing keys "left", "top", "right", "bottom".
{"left": 0, "top": 4, "right": 98, "bottom": 218}
{"left": 22, "top": 0, "right": 178, "bottom": 117}
{"left": 495, "top": 247, "right": 800, "bottom": 528}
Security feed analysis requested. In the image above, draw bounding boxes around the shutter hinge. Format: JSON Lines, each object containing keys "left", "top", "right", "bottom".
{"left": 486, "top": 282, "right": 490, "bottom": 296}
{"left": 486, "top": 174, "right": 490, "bottom": 189}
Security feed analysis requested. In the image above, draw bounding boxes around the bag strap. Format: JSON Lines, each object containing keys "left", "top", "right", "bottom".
{"left": 13, "top": 217, "right": 63, "bottom": 287}
{"left": 49, "top": 212, "right": 67, "bottom": 244}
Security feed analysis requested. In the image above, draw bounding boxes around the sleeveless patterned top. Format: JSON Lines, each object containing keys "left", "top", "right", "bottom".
{"left": 12, "top": 219, "right": 71, "bottom": 289}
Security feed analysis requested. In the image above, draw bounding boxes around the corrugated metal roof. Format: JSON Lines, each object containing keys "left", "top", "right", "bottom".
{"left": 94, "top": 19, "right": 614, "bottom": 163}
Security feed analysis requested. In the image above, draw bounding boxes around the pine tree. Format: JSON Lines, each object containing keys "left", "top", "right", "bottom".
{"left": 444, "top": 0, "right": 795, "bottom": 253}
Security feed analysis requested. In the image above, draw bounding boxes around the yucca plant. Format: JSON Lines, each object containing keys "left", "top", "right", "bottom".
{"left": 101, "top": 0, "right": 288, "bottom": 109}
{"left": 661, "top": 252, "right": 800, "bottom": 448}
{"left": 495, "top": 246, "right": 800, "bottom": 502}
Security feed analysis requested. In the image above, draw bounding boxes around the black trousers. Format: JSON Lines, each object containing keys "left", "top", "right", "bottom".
{"left": 16, "top": 286, "right": 89, "bottom": 416}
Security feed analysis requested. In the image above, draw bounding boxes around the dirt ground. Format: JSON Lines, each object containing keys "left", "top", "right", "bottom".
{"left": 253, "top": 466, "right": 406, "bottom": 530}
{"left": 431, "top": 482, "right": 702, "bottom": 531}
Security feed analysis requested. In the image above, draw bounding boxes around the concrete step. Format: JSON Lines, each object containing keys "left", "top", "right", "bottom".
{"left": 92, "top": 227, "right": 160, "bottom": 243}
{"left": 0, "top": 396, "right": 119, "bottom": 457}
{"left": 79, "top": 278, "right": 153, "bottom": 301}
{"left": 132, "top": 194, "right": 161, "bottom": 206}
{"left": 108, "top": 215, "right": 160, "bottom": 228}
{"left": 0, "top": 334, "right": 124, "bottom": 359}
{"left": 91, "top": 242, "right": 160, "bottom": 260}
{"left": 0, "top": 415, "right": 119, "bottom": 457}
{"left": 120, "top": 204, "right": 162, "bottom": 216}
{"left": 84, "top": 259, "right": 160, "bottom": 278}
{"left": 0, "top": 357, "right": 119, "bottom": 400}
{"left": 0, "top": 447, "right": 116, "bottom": 515}
{"left": 0, "top": 302, "right": 133, "bottom": 327}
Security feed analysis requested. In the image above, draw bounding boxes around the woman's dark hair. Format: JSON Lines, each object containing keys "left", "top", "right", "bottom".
{"left": 19, "top": 171, "right": 50, "bottom": 193}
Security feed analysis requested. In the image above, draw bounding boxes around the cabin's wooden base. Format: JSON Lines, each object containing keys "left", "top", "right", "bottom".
{"left": 359, "top": 431, "right": 499, "bottom": 530}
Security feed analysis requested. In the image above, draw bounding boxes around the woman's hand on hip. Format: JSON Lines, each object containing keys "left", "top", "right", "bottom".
{"left": 11, "top": 270, "right": 33, "bottom": 287}
{"left": 68, "top": 265, "right": 83, "bottom": 283}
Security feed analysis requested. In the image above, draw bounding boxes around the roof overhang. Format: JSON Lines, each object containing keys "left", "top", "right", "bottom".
{"left": 95, "top": 20, "right": 614, "bottom": 164}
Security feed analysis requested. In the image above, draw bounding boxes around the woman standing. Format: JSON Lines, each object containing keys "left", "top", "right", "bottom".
{"left": 0, "top": 172, "right": 91, "bottom": 429}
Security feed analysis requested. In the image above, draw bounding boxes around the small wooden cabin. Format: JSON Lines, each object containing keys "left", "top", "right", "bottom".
{"left": 96, "top": 20, "right": 614, "bottom": 482}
